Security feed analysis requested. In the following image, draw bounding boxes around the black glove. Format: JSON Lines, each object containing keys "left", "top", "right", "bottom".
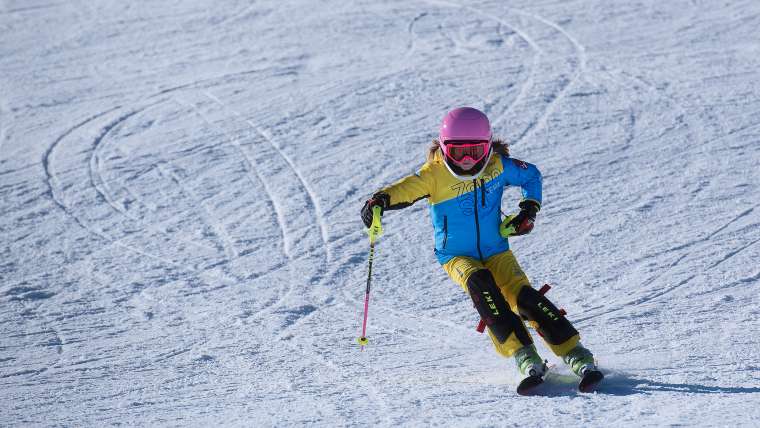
{"left": 361, "top": 193, "right": 390, "bottom": 228}
{"left": 502, "top": 200, "right": 540, "bottom": 236}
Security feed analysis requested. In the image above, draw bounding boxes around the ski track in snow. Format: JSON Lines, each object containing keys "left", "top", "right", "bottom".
{"left": 3, "top": 0, "right": 760, "bottom": 426}
{"left": 202, "top": 89, "right": 332, "bottom": 261}
{"left": 170, "top": 95, "right": 275, "bottom": 260}
{"left": 495, "top": 3, "right": 587, "bottom": 141}
{"left": 420, "top": 0, "right": 587, "bottom": 143}
{"left": 574, "top": 203, "right": 760, "bottom": 324}
{"left": 180, "top": 92, "right": 294, "bottom": 260}
{"left": 40, "top": 92, "right": 302, "bottom": 343}
{"left": 44, "top": 106, "right": 224, "bottom": 276}
{"left": 416, "top": 0, "right": 587, "bottom": 145}
{"left": 197, "top": 89, "right": 333, "bottom": 329}
{"left": 153, "top": 161, "right": 239, "bottom": 261}
{"left": 84, "top": 101, "right": 234, "bottom": 258}
{"left": 405, "top": 12, "right": 428, "bottom": 58}
{"left": 0, "top": 100, "right": 6, "bottom": 163}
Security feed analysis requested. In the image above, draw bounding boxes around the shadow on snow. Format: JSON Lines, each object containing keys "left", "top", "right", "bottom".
{"left": 538, "top": 371, "right": 760, "bottom": 397}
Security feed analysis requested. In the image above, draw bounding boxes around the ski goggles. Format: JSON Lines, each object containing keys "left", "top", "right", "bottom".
{"left": 442, "top": 140, "right": 491, "bottom": 163}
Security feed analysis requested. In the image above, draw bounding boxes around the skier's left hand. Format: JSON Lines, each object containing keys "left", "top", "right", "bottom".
{"left": 361, "top": 193, "right": 390, "bottom": 228}
{"left": 500, "top": 200, "right": 540, "bottom": 237}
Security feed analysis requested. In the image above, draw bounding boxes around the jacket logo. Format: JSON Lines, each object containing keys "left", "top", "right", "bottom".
{"left": 450, "top": 182, "right": 475, "bottom": 216}
{"left": 512, "top": 159, "right": 528, "bottom": 169}
{"left": 449, "top": 169, "right": 500, "bottom": 216}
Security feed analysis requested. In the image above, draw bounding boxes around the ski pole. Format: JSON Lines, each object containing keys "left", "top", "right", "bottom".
{"left": 357, "top": 205, "right": 383, "bottom": 350}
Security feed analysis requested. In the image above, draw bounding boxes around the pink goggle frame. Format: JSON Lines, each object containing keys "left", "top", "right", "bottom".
{"left": 442, "top": 140, "right": 491, "bottom": 164}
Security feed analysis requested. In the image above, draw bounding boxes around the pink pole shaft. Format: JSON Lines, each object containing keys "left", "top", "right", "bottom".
{"left": 359, "top": 241, "right": 376, "bottom": 350}
{"left": 360, "top": 292, "right": 370, "bottom": 338}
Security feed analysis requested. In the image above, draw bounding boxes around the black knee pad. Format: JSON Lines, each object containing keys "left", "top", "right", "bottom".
{"left": 516, "top": 286, "right": 578, "bottom": 345}
{"left": 467, "top": 269, "right": 532, "bottom": 346}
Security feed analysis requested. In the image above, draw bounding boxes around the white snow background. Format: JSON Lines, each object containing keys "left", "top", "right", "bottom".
{"left": 1, "top": 0, "right": 759, "bottom": 426}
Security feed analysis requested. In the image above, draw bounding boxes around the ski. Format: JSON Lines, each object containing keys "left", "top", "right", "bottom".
{"left": 516, "top": 374, "right": 544, "bottom": 396}
{"left": 578, "top": 369, "right": 604, "bottom": 393}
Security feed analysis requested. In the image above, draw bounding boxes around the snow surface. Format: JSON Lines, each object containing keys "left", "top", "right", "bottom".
{"left": 2, "top": 0, "right": 760, "bottom": 426}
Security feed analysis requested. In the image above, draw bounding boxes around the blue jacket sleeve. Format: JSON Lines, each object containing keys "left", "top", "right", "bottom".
{"left": 500, "top": 155, "right": 542, "bottom": 207}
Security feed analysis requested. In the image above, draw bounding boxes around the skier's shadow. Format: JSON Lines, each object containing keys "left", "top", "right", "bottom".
{"left": 599, "top": 374, "right": 760, "bottom": 396}
{"left": 541, "top": 371, "right": 760, "bottom": 396}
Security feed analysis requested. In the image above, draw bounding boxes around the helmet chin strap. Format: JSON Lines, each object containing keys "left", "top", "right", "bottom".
{"left": 442, "top": 149, "right": 494, "bottom": 180}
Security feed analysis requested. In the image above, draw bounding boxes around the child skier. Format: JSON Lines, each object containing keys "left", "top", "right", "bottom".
{"left": 360, "top": 107, "right": 602, "bottom": 393}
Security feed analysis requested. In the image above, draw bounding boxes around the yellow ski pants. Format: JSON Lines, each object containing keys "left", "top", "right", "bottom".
{"left": 443, "top": 250, "right": 579, "bottom": 357}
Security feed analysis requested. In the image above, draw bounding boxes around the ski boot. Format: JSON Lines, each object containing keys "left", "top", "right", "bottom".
{"left": 514, "top": 345, "right": 547, "bottom": 395}
{"left": 563, "top": 343, "right": 603, "bottom": 392}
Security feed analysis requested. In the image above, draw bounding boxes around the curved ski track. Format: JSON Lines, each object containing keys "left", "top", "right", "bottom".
{"left": 168, "top": 93, "right": 299, "bottom": 333}
{"left": 44, "top": 94, "right": 289, "bottom": 335}
{"left": 45, "top": 103, "right": 223, "bottom": 275}
{"left": 198, "top": 90, "right": 331, "bottom": 323}
{"left": 177, "top": 93, "right": 292, "bottom": 260}
{"left": 191, "top": 90, "right": 393, "bottom": 420}
{"left": 421, "top": 0, "right": 587, "bottom": 145}
{"left": 86, "top": 101, "right": 235, "bottom": 257}
{"left": 574, "top": 203, "right": 760, "bottom": 325}
{"left": 203, "top": 90, "right": 332, "bottom": 261}
{"left": 567, "top": 66, "right": 756, "bottom": 326}
{"left": 0, "top": 101, "right": 7, "bottom": 163}
{"left": 405, "top": 12, "right": 428, "bottom": 58}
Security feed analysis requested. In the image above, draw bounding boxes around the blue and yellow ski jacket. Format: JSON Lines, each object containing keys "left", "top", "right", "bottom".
{"left": 379, "top": 151, "right": 542, "bottom": 265}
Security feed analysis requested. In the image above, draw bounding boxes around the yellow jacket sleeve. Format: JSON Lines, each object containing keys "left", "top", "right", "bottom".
{"left": 378, "top": 162, "right": 435, "bottom": 209}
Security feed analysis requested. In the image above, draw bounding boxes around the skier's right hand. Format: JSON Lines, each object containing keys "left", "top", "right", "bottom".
{"left": 361, "top": 193, "right": 390, "bottom": 228}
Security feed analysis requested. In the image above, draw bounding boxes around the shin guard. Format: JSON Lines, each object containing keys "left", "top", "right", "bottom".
{"left": 516, "top": 286, "right": 578, "bottom": 346}
{"left": 467, "top": 270, "right": 532, "bottom": 346}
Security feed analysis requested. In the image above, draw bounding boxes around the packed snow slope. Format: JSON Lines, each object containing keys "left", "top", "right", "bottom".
{"left": 2, "top": 0, "right": 759, "bottom": 426}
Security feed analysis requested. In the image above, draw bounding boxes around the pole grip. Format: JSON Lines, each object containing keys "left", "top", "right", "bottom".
{"left": 368, "top": 205, "right": 383, "bottom": 243}
{"left": 499, "top": 214, "right": 517, "bottom": 238}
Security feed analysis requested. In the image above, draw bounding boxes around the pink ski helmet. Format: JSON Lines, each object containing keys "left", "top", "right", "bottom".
{"left": 439, "top": 107, "right": 492, "bottom": 142}
{"left": 438, "top": 107, "right": 493, "bottom": 179}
